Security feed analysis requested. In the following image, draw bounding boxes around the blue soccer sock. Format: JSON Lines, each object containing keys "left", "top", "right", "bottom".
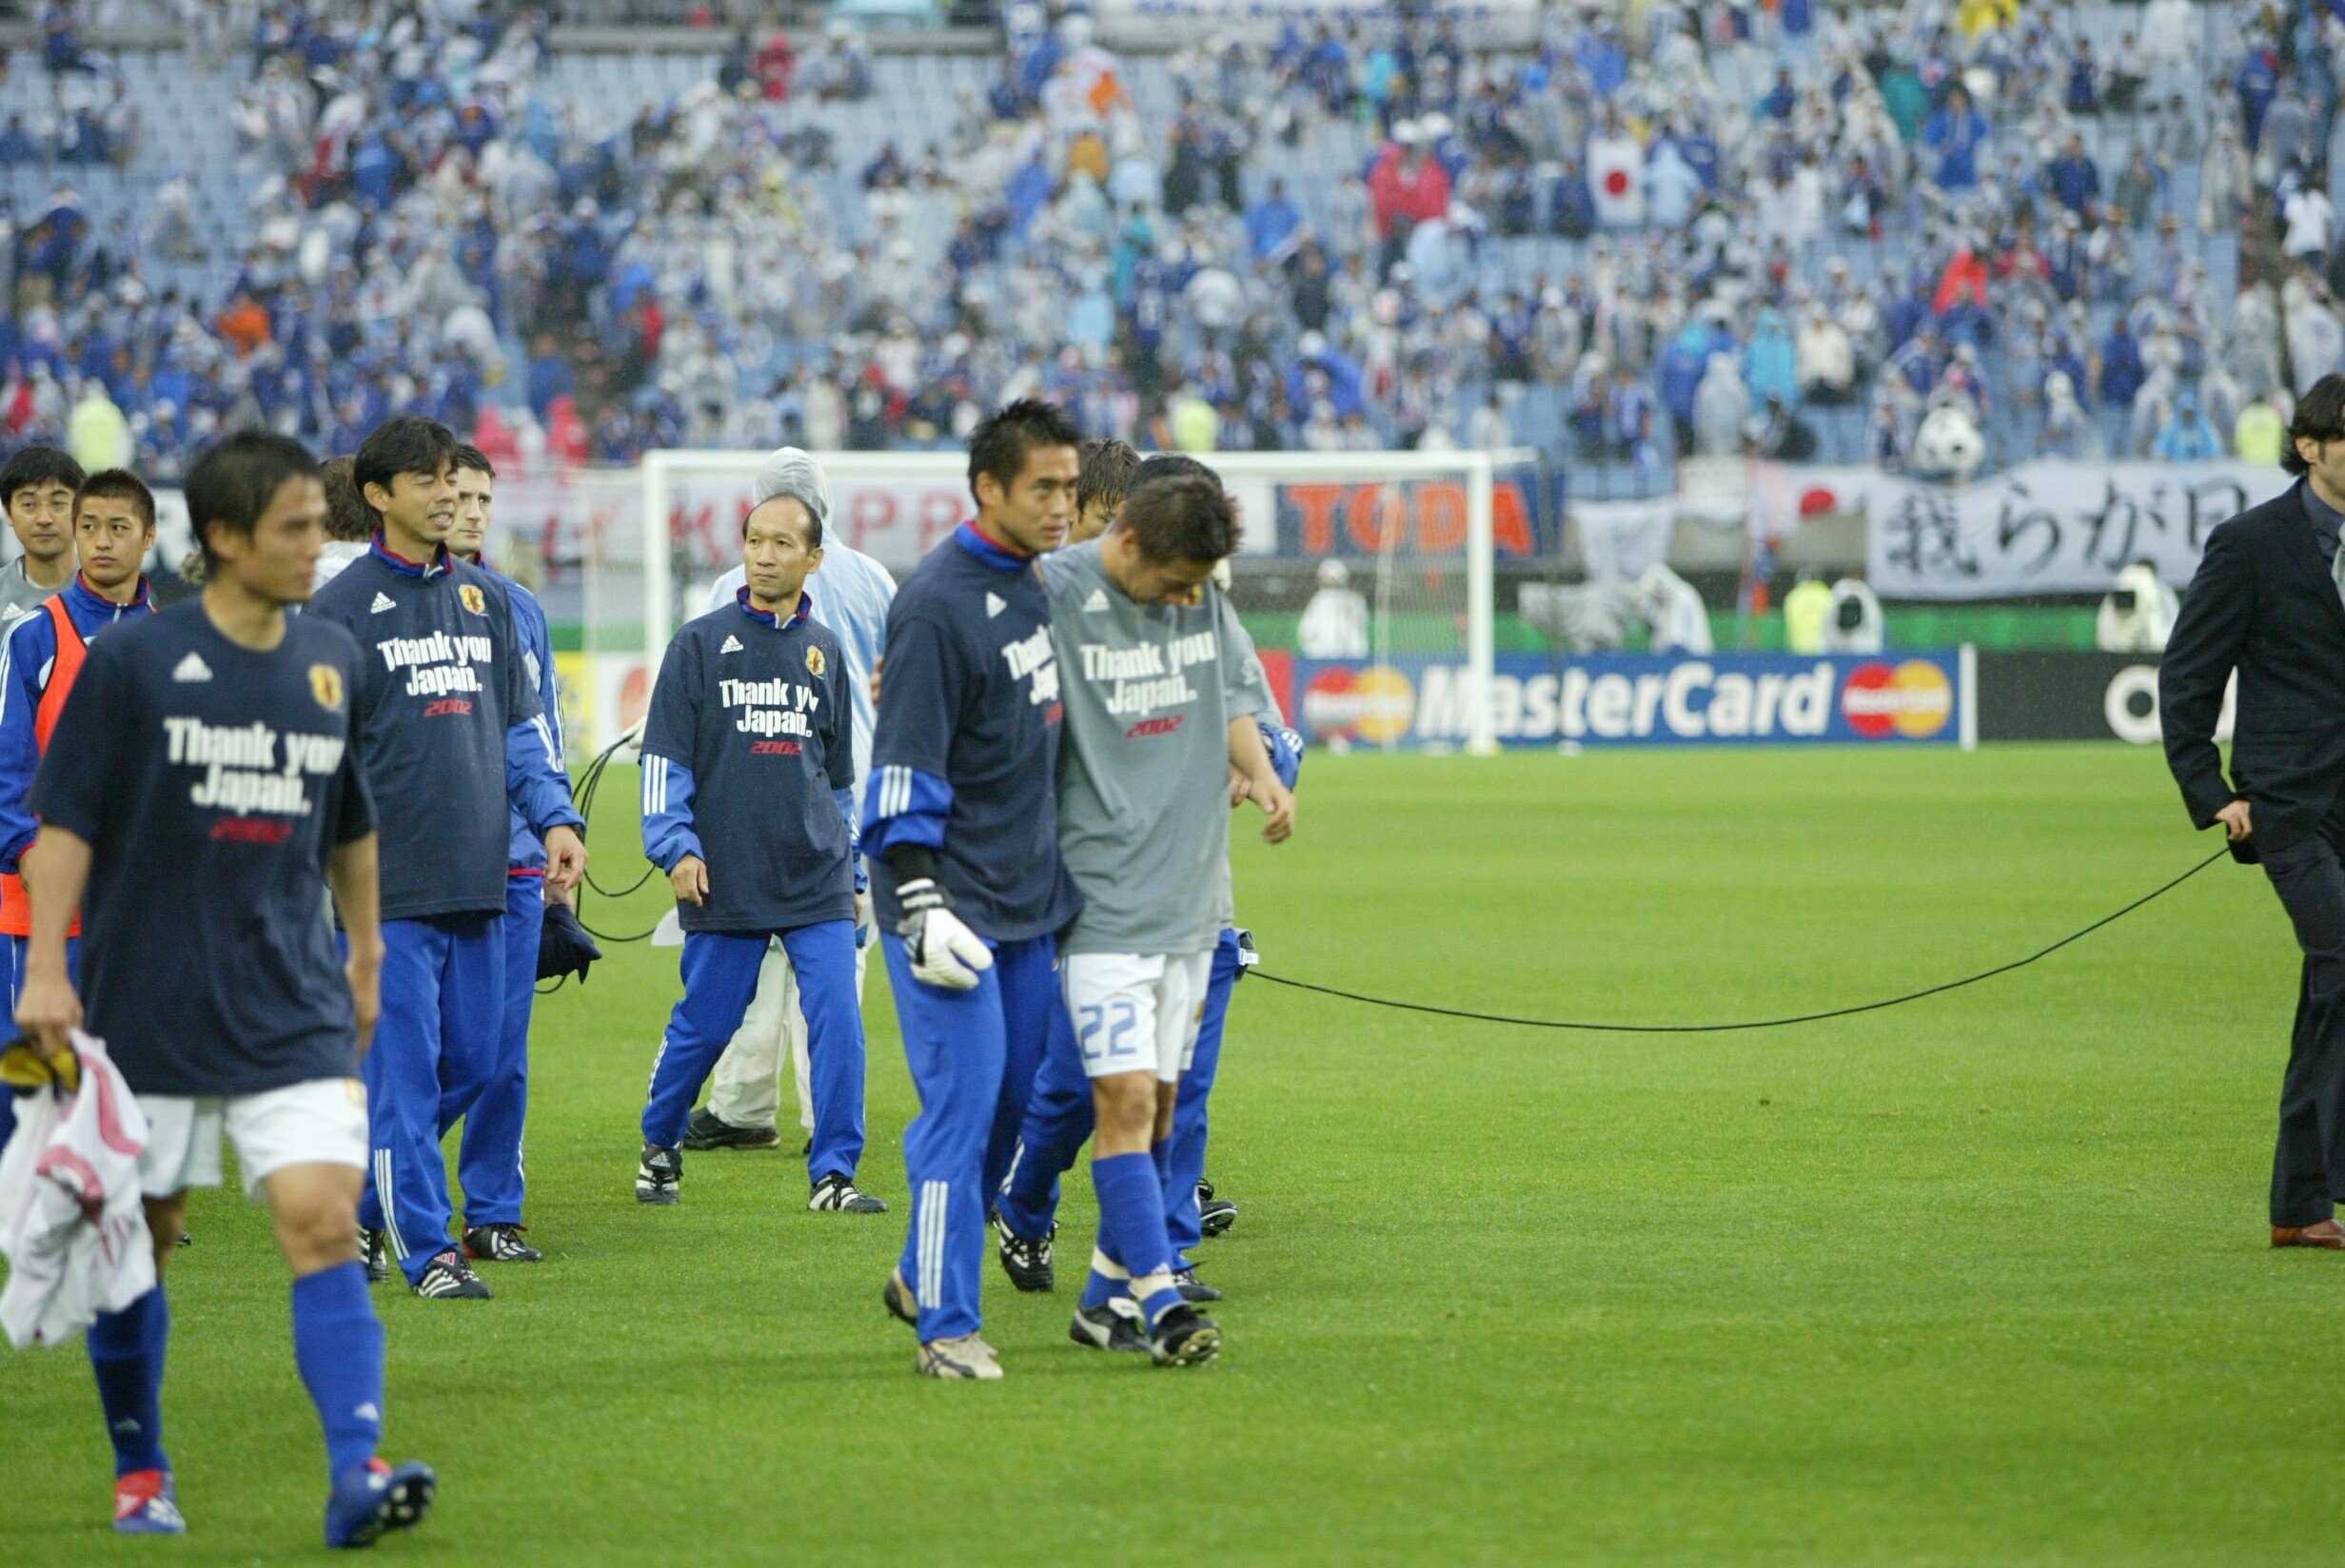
{"left": 88, "top": 1286, "right": 169, "bottom": 1477}
{"left": 1093, "top": 1151, "right": 1183, "bottom": 1327}
{"left": 1080, "top": 1245, "right": 1131, "bottom": 1310}
{"left": 291, "top": 1263, "right": 384, "bottom": 1481}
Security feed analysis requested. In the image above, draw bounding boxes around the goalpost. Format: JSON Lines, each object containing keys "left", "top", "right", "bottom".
{"left": 629, "top": 446, "right": 1542, "bottom": 756}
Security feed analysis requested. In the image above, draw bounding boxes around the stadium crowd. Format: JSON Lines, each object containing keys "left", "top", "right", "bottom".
{"left": 0, "top": 0, "right": 2315, "bottom": 494}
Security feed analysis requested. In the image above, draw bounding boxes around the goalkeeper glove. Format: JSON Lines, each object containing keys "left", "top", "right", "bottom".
{"left": 896, "top": 877, "right": 993, "bottom": 990}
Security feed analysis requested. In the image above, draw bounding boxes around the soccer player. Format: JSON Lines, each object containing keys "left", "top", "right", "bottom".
{"left": 682, "top": 448, "right": 896, "bottom": 1166}
{"left": 310, "top": 456, "right": 375, "bottom": 595}
{"left": 14, "top": 430, "right": 435, "bottom": 1545}
{"left": 1033, "top": 468, "right": 1292, "bottom": 1363}
{"left": 865, "top": 399, "right": 1084, "bottom": 1380}
{"left": 0, "top": 468, "right": 156, "bottom": 1156}
{"left": 635, "top": 487, "right": 877, "bottom": 1211}
{"left": 440, "top": 444, "right": 557, "bottom": 1261}
{"left": 0, "top": 444, "right": 84, "bottom": 633}
{"left": 308, "top": 416, "right": 585, "bottom": 1300}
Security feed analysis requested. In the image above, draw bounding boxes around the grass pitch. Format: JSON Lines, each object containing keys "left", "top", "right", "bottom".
{"left": 1, "top": 743, "right": 2334, "bottom": 1565}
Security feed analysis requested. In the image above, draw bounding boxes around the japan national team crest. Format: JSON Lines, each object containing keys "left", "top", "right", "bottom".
{"left": 308, "top": 663, "right": 345, "bottom": 711}
{"left": 805, "top": 644, "right": 826, "bottom": 677}
{"left": 459, "top": 583, "right": 487, "bottom": 616}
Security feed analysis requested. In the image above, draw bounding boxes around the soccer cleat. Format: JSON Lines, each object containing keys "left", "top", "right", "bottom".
{"left": 809, "top": 1174, "right": 887, "bottom": 1213}
{"left": 680, "top": 1107, "right": 780, "bottom": 1151}
{"left": 1070, "top": 1300, "right": 1151, "bottom": 1353}
{"left": 325, "top": 1458, "right": 435, "bottom": 1549}
{"left": 361, "top": 1227, "right": 390, "bottom": 1284}
{"left": 1199, "top": 1196, "right": 1237, "bottom": 1238}
{"left": 916, "top": 1333, "right": 1004, "bottom": 1380}
{"left": 992, "top": 1210, "right": 1055, "bottom": 1292}
{"left": 114, "top": 1469, "right": 185, "bottom": 1535}
{"left": 1149, "top": 1303, "right": 1222, "bottom": 1367}
{"left": 411, "top": 1249, "right": 491, "bottom": 1300}
{"left": 882, "top": 1268, "right": 920, "bottom": 1329}
{"left": 636, "top": 1144, "right": 681, "bottom": 1205}
{"left": 463, "top": 1223, "right": 542, "bottom": 1263}
{"left": 1172, "top": 1267, "right": 1222, "bottom": 1303}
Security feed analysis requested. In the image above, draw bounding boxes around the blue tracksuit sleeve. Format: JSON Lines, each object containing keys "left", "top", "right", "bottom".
{"left": 861, "top": 612, "right": 957, "bottom": 854}
{"left": 640, "top": 753, "right": 702, "bottom": 871}
{"left": 0, "top": 611, "right": 51, "bottom": 872}
{"left": 639, "top": 627, "right": 702, "bottom": 872}
{"left": 506, "top": 710, "right": 583, "bottom": 839}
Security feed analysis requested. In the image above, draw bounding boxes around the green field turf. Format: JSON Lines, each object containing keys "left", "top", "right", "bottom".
{"left": 1, "top": 743, "right": 2333, "bottom": 1565}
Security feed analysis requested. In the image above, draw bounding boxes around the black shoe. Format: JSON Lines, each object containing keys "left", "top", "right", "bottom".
{"left": 1070, "top": 1301, "right": 1151, "bottom": 1353}
{"left": 992, "top": 1209, "right": 1055, "bottom": 1292}
{"left": 1173, "top": 1267, "right": 1222, "bottom": 1303}
{"left": 361, "top": 1228, "right": 390, "bottom": 1284}
{"left": 1149, "top": 1303, "right": 1222, "bottom": 1367}
{"left": 411, "top": 1249, "right": 491, "bottom": 1300}
{"left": 809, "top": 1173, "right": 887, "bottom": 1213}
{"left": 680, "top": 1107, "right": 780, "bottom": 1151}
{"left": 1199, "top": 1196, "right": 1236, "bottom": 1238}
{"left": 636, "top": 1144, "right": 681, "bottom": 1205}
{"left": 463, "top": 1223, "right": 542, "bottom": 1263}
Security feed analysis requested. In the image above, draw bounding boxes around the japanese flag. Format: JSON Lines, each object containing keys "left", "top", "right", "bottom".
{"left": 1587, "top": 135, "right": 1645, "bottom": 228}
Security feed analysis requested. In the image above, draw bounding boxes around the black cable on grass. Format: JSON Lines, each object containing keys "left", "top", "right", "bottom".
{"left": 1247, "top": 847, "right": 2232, "bottom": 1034}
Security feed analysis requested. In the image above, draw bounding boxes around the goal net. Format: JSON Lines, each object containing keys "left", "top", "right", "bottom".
{"left": 529, "top": 447, "right": 1542, "bottom": 756}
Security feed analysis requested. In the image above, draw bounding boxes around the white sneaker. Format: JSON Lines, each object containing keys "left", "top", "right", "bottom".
{"left": 916, "top": 1332, "right": 1004, "bottom": 1380}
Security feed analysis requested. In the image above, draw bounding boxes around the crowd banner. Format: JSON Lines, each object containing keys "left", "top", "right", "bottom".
{"left": 1289, "top": 651, "right": 1975, "bottom": 750}
{"left": 1862, "top": 461, "right": 2289, "bottom": 599}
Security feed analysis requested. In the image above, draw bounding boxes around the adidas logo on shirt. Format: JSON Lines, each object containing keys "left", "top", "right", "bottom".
{"left": 1084, "top": 589, "right": 1109, "bottom": 613}
{"left": 985, "top": 593, "right": 1006, "bottom": 618}
{"left": 370, "top": 592, "right": 396, "bottom": 614}
{"left": 170, "top": 652, "right": 211, "bottom": 682}
{"left": 720, "top": 635, "right": 744, "bottom": 654}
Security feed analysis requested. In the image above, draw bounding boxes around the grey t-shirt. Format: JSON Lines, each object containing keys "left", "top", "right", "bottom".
{"left": 1041, "top": 539, "right": 1268, "bottom": 955}
{"left": 0, "top": 559, "right": 60, "bottom": 636}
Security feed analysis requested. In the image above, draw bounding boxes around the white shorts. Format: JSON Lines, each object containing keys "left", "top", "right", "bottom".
{"left": 136, "top": 1078, "right": 369, "bottom": 1200}
{"left": 1062, "top": 952, "right": 1213, "bottom": 1084}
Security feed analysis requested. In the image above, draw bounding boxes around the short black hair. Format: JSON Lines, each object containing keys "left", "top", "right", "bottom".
{"left": 320, "top": 456, "right": 373, "bottom": 542}
{"left": 1076, "top": 437, "right": 1141, "bottom": 518}
{"left": 967, "top": 398, "right": 1083, "bottom": 506}
{"left": 1132, "top": 452, "right": 1212, "bottom": 486}
{"left": 353, "top": 415, "right": 458, "bottom": 515}
{"left": 452, "top": 443, "right": 496, "bottom": 480}
{"left": 2286, "top": 374, "right": 2345, "bottom": 476}
{"left": 1117, "top": 471, "right": 1241, "bottom": 565}
{"left": 745, "top": 493, "right": 823, "bottom": 551}
{"left": 0, "top": 445, "right": 85, "bottom": 509}
{"left": 186, "top": 431, "right": 322, "bottom": 572}
{"left": 74, "top": 468, "right": 155, "bottom": 531}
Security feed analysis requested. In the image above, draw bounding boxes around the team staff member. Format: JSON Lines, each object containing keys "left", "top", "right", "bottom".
{"left": 683, "top": 447, "right": 896, "bottom": 1159}
{"left": 309, "top": 417, "right": 584, "bottom": 1301}
{"left": 16, "top": 430, "right": 435, "bottom": 1545}
{"left": 2162, "top": 373, "right": 2345, "bottom": 1249}
{"left": 635, "top": 491, "right": 877, "bottom": 1211}
{"left": 0, "top": 468, "right": 156, "bottom": 1155}
{"left": 441, "top": 445, "right": 557, "bottom": 1263}
{"left": 864, "top": 399, "right": 1085, "bottom": 1381}
{"left": 0, "top": 445, "right": 83, "bottom": 631}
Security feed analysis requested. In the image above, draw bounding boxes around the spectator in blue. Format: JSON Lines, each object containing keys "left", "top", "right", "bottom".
{"left": 1245, "top": 178, "right": 1302, "bottom": 262}
{"left": 0, "top": 115, "right": 35, "bottom": 166}
{"left": 2045, "top": 131, "right": 2102, "bottom": 217}
{"left": 1286, "top": 331, "right": 1366, "bottom": 420}
{"left": 2152, "top": 387, "right": 2224, "bottom": 460}
{"left": 1760, "top": 68, "right": 1798, "bottom": 121}
{"left": 1744, "top": 308, "right": 1799, "bottom": 408}
{"left": 1922, "top": 84, "right": 1989, "bottom": 189}
{"left": 1577, "top": 18, "right": 1627, "bottom": 99}
{"left": 1548, "top": 154, "right": 1595, "bottom": 239}
{"left": 2099, "top": 315, "right": 2146, "bottom": 410}
{"left": 2064, "top": 39, "right": 2100, "bottom": 116}
{"left": 1659, "top": 313, "right": 1729, "bottom": 448}
{"left": 2045, "top": 333, "right": 2093, "bottom": 406}
{"left": 42, "top": 1, "right": 88, "bottom": 72}
{"left": 2237, "top": 41, "right": 2279, "bottom": 147}
{"left": 525, "top": 333, "right": 575, "bottom": 419}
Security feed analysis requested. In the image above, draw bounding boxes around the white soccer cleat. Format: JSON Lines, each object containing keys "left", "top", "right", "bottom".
{"left": 916, "top": 1333, "right": 1004, "bottom": 1380}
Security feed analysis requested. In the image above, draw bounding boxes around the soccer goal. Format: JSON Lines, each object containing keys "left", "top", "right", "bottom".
{"left": 625, "top": 446, "right": 1542, "bottom": 756}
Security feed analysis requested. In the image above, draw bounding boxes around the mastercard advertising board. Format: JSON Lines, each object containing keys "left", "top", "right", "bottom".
{"left": 1291, "top": 651, "right": 1975, "bottom": 750}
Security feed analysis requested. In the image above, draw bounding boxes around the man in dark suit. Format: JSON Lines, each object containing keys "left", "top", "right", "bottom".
{"left": 2162, "top": 373, "right": 2345, "bottom": 1248}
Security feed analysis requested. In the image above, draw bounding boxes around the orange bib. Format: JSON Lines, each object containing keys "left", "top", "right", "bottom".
{"left": 0, "top": 596, "right": 89, "bottom": 938}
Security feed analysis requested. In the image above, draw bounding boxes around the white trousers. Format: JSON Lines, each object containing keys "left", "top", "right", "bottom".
{"left": 706, "top": 936, "right": 873, "bottom": 1132}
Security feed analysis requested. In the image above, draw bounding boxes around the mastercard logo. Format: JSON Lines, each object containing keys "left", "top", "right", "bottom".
{"left": 1840, "top": 660, "right": 1953, "bottom": 739}
{"left": 1302, "top": 666, "right": 1415, "bottom": 746}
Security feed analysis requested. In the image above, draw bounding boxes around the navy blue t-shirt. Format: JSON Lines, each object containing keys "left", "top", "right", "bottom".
{"left": 307, "top": 539, "right": 577, "bottom": 922}
{"left": 863, "top": 525, "right": 1082, "bottom": 943}
{"left": 30, "top": 601, "right": 376, "bottom": 1097}
{"left": 640, "top": 592, "right": 857, "bottom": 934}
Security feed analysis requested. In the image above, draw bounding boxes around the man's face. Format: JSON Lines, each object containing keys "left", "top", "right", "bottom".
{"left": 1104, "top": 528, "right": 1218, "bottom": 607}
{"left": 365, "top": 464, "right": 457, "bottom": 546}
{"left": 975, "top": 443, "right": 1078, "bottom": 556}
{"left": 1071, "top": 496, "right": 1119, "bottom": 544}
{"left": 74, "top": 495, "right": 153, "bottom": 595}
{"left": 210, "top": 476, "right": 328, "bottom": 606}
{"left": 742, "top": 498, "right": 822, "bottom": 607}
{"left": 7, "top": 480, "right": 75, "bottom": 565}
{"left": 447, "top": 465, "right": 493, "bottom": 560}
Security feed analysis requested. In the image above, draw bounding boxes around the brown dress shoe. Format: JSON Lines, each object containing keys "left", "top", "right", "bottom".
{"left": 2272, "top": 1220, "right": 2345, "bottom": 1249}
